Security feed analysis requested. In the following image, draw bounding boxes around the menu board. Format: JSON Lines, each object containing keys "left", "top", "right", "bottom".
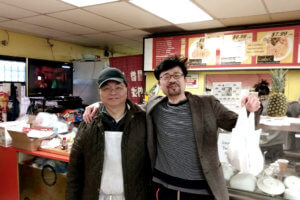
{"left": 220, "top": 33, "right": 253, "bottom": 65}
{"left": 144, "top": 25, "right": 300, "bottom": 71}
{"left": 153, "top": 36, "right": 186, "bottom": 69}
{"left": 189, "top": 37, "right": 212, "bottom": 66}
{"left": 188, "top": 35, "right": 221, "bottom": 66}
{"left": 257, "top": 30, "right": 294, "bottom": 64}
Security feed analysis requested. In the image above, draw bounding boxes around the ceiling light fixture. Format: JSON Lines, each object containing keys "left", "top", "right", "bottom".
{"left": 130, "top": 0, "right": 212, "bottom": 24}
{"left": 61, "top": 0, "right": 118, "bottom": 7}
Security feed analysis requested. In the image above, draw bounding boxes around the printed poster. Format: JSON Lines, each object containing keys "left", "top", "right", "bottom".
{"left": 188, "top": 36, "right": 215, "bottom": 66}
{"left": 212, "top": 82, "right": 241, "bottom": 113}
{"left": 257, "top": 30, "right": 294, "bottom": 64}
{"left": 220, "top": 33, "right": 253, "bottom": 65}
{"left": 186, "top": 74, "right": 199, "bottom": 89}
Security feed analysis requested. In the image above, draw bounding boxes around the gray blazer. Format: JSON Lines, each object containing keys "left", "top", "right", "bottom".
{"left": 146, "top": 92, "right": 240, "bottom": 200}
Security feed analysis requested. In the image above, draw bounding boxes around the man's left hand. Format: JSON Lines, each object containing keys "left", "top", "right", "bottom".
{"left": 241, "top": 95, "right": 261, "bottom": 112}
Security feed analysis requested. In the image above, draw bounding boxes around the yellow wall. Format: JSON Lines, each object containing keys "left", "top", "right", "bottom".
{"left": 146, "top": 70, "right": 300, "bottom": 101}
{"left": 286, "top": 70, "right": 300, "bottom": 101}
{"left": 0, "top": 29, "right": 124, "bottom": 62}
{"left": 2, "top": 29, "right": 300, "bottom": 101}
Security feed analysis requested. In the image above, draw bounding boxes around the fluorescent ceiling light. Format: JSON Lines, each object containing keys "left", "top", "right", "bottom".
{"left": 61, "top": 0, "right": 118, "bottom": 7}
{"left": 130, "top": 0, "right": 212, "bottom": 24}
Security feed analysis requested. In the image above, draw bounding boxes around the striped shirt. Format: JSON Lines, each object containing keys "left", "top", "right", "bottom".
{"left": 152, "top": 98, "right": 207, "bottom": 192}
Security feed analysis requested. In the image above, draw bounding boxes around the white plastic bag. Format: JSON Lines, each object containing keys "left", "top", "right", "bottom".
{"left": 227, "top": 107, "right": 264, "bottom": 176}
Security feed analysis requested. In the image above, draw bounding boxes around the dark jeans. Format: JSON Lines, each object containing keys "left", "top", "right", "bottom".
{"left": 153, "top": 183, "right": 214, "bottom": 200}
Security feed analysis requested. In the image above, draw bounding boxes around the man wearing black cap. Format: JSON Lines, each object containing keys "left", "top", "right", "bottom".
{"left": 66, "top": 67, "right": 152, "bottom": 200}
{"left": 82, "top": 57, "right": 261, "bottom": 200}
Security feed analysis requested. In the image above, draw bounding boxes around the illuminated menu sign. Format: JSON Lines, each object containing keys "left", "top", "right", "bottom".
{"left": 145, "top": 25, "right": 300, "bottom": 71}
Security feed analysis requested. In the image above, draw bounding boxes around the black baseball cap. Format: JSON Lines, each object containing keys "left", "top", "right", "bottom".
{"left": 97, "top": 67, "right": 127, "bottom": 88}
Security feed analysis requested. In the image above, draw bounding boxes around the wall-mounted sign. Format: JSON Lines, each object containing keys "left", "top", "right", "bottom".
{"left": 212, "top": 82, "right": 241, "bottom": 113}
{"left": 153, "top": 36, "right": 185, "bottom": 69}
{"left": 257, "top": 29, "right": 294, "bottom": 64}
{"left": 298, "top": 44, "right": 300, "bottom": 63}
{"left": 246, "top": 41, "right": 267, "bottom": 56}
{"left": 188, "top": 37, "right": 215, "bottom": 66}
{"left": 186, "top": 74, "right": 199, "bottom": 89}
{"left": 220, "top": 33, "right": 253, "bottom": 65}
{"left": 144, "top": 25, "right": 300, "bottom": 71}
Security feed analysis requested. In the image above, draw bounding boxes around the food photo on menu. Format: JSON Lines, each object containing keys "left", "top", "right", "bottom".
{"left": 188, "top": 37, "right": 215, "bottom": 66}
{"left": 258, "top": 30, "right": 294, "bottom": 63}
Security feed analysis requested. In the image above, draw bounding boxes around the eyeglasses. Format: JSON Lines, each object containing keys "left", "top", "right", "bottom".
{"left": 159, "top": 73, "right": 183, "bottom": 81}
{"left": 100, "top": 85, "right": 126, "bottom": 93}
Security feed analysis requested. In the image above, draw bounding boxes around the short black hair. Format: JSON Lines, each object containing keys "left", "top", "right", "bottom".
{"left": 254, "top": 80, "right": 270, "bottom": 96}
{"left": 154, "top": 55, "right": 188, "bottom": 80}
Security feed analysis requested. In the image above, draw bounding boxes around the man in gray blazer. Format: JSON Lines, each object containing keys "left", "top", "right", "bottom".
{"left": 83, "top": 56, "right": 261, "bottom": 200}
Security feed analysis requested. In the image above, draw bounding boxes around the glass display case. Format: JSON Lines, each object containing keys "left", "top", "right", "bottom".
{"left": 225, "top": 116, "right": 300, "bottom": 200}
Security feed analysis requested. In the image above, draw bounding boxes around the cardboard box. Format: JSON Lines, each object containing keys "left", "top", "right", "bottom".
{"left": 19, "top": 164, "right": 66, "bottom": 200}
{"left": 0, "top": 121, "right": 26, "bottom": 147}
{"left": 8, "top": 129, "right": 46, "bottom": 151}
{"left": 0, "top": 125, "right": 12, "bottom": 147}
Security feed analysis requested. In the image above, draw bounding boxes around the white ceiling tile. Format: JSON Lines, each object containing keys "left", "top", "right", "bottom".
{"left": 176, "top": 20, "right": 225, "bottom": 31}
{"left": 220, "top": 15, "right": 271, "bottom": 26}
{"left": 264, "top": 0, "right": 300, "bottom": 13}
{"left": 56, "top": 35, "right": 98, "bottom": 46}
{"left": 84, "top": 1, "right": 171, "bottom": 28}
{"left": 84, "top": 32, "right": 132, "bottom": 45}
{"left": 19, "top": 15, "right": 98, "bottom": 35}
{"left": 0, "top": 20, "right": 70, "bottom": 38}
{"left": 110, "top": 29, "right": 150, "bottom": 41}
{"left": 0, "top": 0, "right": 75, "bottom": 14}
{"left": 270, "top": 11, "right": 300, "bottom": 22}
{"left": 49, "top": 9, "right": 132, "bottom": 32}
{"left": 194, "top": 0, "right": 267, "bottom": 18}
{"left": 0, "top": 2, "right": 37, "bottom": 19}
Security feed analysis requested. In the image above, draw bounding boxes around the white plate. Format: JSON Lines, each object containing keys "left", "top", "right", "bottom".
{"left": 261, "top": 35, "right": 292, "bottom": 61}
{"left": 284, "top": 188, "right": 300, "bottom": 200}
{"left": 257, "top": 176, "right": 285, "bottom": 195}
{"left": 284, "top": 176, "right": 300, "bottom": 189}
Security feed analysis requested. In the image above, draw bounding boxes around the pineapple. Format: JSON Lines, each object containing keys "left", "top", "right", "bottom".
{"left": 267, "top": 69, "right": 288, "bottom": 117}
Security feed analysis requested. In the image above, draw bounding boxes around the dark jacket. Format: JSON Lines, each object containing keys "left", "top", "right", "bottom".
{"left": 146, "top": 92, "right": 261, "bottom": 200}
{"left": 66, "top": 100, "right": 152, "bottom": 200}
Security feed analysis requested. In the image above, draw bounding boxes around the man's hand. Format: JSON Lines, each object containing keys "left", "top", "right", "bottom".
{"left": 241, "top": 95, "right": 261, "bottom": 112}
{"left": 83, "top": 102, "right": 100, "bottom": 123}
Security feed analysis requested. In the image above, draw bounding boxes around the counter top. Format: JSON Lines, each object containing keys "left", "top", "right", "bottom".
{"left": 6, "top": 146, "right": 69, "bottom": 162}
{"left": 258, "top": 116, "right": 300, "bottom": 132}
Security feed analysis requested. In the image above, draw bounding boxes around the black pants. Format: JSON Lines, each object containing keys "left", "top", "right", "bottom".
{"left": 153, "top": 183, "right": 214, "bottom": 200}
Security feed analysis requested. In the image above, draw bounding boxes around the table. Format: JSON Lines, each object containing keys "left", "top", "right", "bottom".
{"left": 0, "top": 146, "right": 69, "bottom": 200}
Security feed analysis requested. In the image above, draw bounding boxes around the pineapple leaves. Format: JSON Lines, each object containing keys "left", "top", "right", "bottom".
{"left": 270, "top": 68, "right": 287, "bottom": 93}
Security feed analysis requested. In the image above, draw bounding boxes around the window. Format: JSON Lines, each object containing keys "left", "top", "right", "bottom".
{"left": 0, "top": 56, "right": 26, "bottom": 82}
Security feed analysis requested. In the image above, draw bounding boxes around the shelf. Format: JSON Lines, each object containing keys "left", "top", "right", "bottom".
{"left": 258, "top": 123, "right": 300, "bottom": 132}
{"left": 258, "top": 116, "right": 300, "bottom": 132}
